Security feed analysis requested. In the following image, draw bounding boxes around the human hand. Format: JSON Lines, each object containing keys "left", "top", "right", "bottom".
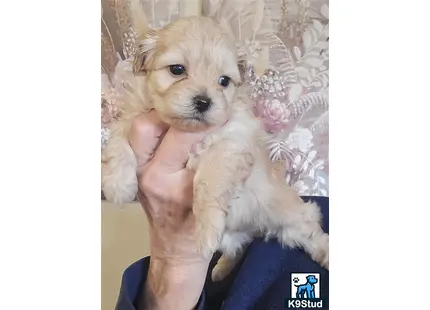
{"left": 128, "top": 110, "right": 211, "bottom": 310}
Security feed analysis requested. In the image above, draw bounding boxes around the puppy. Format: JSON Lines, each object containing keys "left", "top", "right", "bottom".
{"left": 101, "top": 15, "right": 329, "bottom": 281}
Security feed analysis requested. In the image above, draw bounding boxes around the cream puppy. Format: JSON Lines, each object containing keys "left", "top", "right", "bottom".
{"left": 101, "top": 16, "right": 329, "bottom": 281}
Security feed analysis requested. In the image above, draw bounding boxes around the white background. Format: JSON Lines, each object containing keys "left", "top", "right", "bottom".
{"left": 1, "top": 0, "right": 430, "bottom": 309}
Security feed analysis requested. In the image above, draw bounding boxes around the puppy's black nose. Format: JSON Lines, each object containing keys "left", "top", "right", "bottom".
{"left": 193, "top": 95, "right": 212, "bottom": 113}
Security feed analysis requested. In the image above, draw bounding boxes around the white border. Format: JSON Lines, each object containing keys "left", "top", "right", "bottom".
{"left": 1, "top": 0, "right": 100, "bottom": 309}
{"left": 1, "top": 0, "right": 429, "bottom": 309}
{"left": 331, "top": 0, "right": 430, "bottom": 309}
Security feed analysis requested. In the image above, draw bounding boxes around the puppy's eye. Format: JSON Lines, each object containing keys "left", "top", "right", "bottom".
{"left": 169, "top": 64, "right": 186, "bottom": 76}
{"left": 218, "top": 76, "right": 231, "bottom": 87}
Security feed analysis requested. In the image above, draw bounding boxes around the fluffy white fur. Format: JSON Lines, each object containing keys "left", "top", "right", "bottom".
{"left": 101, "top": 15, "right": 329, "bottom": 281}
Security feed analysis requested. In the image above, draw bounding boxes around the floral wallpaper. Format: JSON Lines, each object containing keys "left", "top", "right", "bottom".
{"left": 101, "top": 0, "right": 329, "bottom": 197}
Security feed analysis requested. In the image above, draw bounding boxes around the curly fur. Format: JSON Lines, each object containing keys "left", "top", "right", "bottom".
{"left": 101, "top": 15, "right": 329, "bottom": 281}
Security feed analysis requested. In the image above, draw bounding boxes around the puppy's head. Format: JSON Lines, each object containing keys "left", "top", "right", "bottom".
{"left": 133, "top": 16, "right": 242, "bottom": 131}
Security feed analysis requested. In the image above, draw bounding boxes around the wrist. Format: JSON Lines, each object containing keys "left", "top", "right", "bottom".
{"left": 138, "top": 258, "right": 209, "bottom": 310}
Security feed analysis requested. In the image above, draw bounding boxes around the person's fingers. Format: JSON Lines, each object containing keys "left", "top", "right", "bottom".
{"left": 168, "top": 168, "right": 196, "bottom": 207}
{"left": 150, "top": 127, "right": 209, "bottom": 173}
{"left": 128, "top": 111, "right": 169, "bottom": 171}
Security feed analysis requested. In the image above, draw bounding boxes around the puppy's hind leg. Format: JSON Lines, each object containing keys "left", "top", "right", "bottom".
{"left": 211, "top": 232, "right": 252, "bottom": 282}
{"left": 276, "top": 201, "right": 329, "bottom": 270}
{"left": 211, "top": 252, "right": 244, "bottom": 282}
{"left": 101, "top": 119, "right": 138, "bottom": 204}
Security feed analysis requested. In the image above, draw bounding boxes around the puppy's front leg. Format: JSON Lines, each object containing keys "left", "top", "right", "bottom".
{"left": 102, "top": 119, "right": 138, "bottom": 203}
{"left": 192, "top": 145, "right": 254, "bottom": 259}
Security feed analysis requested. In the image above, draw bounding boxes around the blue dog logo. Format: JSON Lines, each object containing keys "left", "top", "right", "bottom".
{"left": 293, "top": 275, "right": 318, "bottom": 299}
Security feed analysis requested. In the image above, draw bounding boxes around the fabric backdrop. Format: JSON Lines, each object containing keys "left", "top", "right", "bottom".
{"left": 101, "top": 0, "right": 329, "bottom": 197}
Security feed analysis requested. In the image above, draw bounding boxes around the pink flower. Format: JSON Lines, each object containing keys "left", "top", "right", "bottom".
{"left": 254, "top": 98, "right": 290, "bottom": 133}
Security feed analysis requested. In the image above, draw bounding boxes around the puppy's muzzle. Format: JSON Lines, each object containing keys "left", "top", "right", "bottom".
{"left": 193, "top": 95, "right": 212, "bottom": 113}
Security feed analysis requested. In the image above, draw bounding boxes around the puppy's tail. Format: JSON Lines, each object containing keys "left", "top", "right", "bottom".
{"left": 101, "top": 119, "right": 138, "bottom": 204}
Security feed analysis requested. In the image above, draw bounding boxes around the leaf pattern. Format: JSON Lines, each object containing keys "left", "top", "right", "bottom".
{"left": 252, "top": 0, "right": 266, "bottom": 37}
{"left": 101, "top": 0, "right": 180, "bottom": 73}
{"left": 209, "top": 0, "right": 330, "bottom": 196}
{"left": 265, "top": 33, "right": 298, "bottom": 84}
{"left": 101, "top": 0, "right": 329, "bottom": 197}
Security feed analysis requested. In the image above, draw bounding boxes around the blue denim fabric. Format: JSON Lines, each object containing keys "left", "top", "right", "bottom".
{"left": 115, "top": 196, "right": 329, "bottom": 310}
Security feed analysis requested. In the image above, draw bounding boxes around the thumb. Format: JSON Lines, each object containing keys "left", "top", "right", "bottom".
{"left": 151, "top": 127, "right": 209, "bottom": 173}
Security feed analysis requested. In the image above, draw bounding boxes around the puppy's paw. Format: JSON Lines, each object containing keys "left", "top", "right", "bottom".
{"left": 321, "top": 246, "right": 329, "bottom": 270}
{"left": 186, "top": 152, "right": 199, "bottom": 171}
{"left": 211, "top": 265, "right": 229, "bottom": 282}
{"left": 103, "top": 182, "right": 137, "bottom": 204}
{"left": 315, "top": 233, "right": 329, "bottom": 270}
{"left": 323, "top": 259, "right": 329, "bottom": 270}
{"left": 102, "top": 164, "right": 138, "bottom": 204}
{"left": 186, "top": 134, "right": 213, "bottom": 171}
{"left": 211, "top": 255, "right": 236, "bottom": 282}
{"left": 317, "top": 252, "right": 329, "bottom": 270}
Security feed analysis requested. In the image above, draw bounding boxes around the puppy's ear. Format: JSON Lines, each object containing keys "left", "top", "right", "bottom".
{"left": 129, "top": 0, "right": 156, "bottom": 74}
{"left": 217, "top": 18, "right": 248, "bottom": 84}
{"left": 133, "top": 30, "right": 157, "bottom": 75}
